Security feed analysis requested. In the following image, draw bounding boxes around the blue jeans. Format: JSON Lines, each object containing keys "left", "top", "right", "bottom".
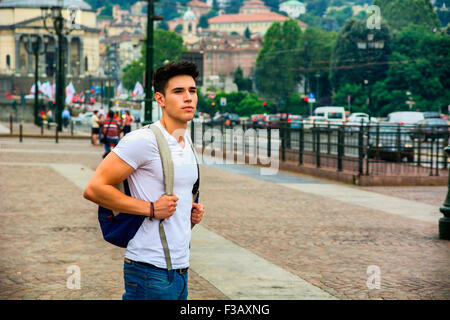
{"left": 104, "top": 137, "right": 119, "bottom": 153}
{"left": 122, "top": 260, "right": 188, "bottom": 300}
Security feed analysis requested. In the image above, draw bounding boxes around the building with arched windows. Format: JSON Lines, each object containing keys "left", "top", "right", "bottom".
{"left": 0, "top": 0, "right": 100, "bottom": 96}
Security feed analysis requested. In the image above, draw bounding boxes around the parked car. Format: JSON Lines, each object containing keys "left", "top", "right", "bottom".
{"left": 251, "top": 114, "right": 267, "bottom": 128}
{"left": 266, "top": 114, "right": 281, "bottom": 128}
{"left": 423, "top": 111, "right": 441, "bottom": 119}
{"left": 314, "top": 106, "right": 346, "bottom": 125}
{"left": 347, "top": 112, "right": 370, "bottom": 124}
{"left": 410, "top": 118, "right": 448, "bottom": 141}
{"left": 288, "top": 115, "right": 303, "bottom": 128}
{"left": 387, "top": 111, "right": 424, "bottom": 125}
{"left": 303, "top": 115, "right": 327, "bottom": 129}
{"left": 367, "top": 125, "right": 414, "bottom": 162}
{"left": 72, "top": 111, "right": 93, "bottom": 126}
{"left": 205, "top": 113, "right": 240, "bottom": 128}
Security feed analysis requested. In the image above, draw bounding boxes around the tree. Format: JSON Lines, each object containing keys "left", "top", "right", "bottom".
{"left": 298, "top": 27, "right": 337, "bottom": 104}
{"left": 306, "top": 0, "right": 328, "bottom": 17}
{"left": 122, "top": 30, "right": 187, "bottom": 90}
{"left": 374, "top": 0, "right": 441, "bottom": 33}
{"left": 233, "top": 66, "right": 253, "bottom": 92}
{"left": 330, "top": 19, "right": 391, "bottom": 93}
{"left": 256, "top": 19, "right": 303, "bottom": 112}
{"left": 370, "top": 25, "right": 450, "bottom": 115}
{"left": 122, "top": 60, "right": 145, "bottom": 92}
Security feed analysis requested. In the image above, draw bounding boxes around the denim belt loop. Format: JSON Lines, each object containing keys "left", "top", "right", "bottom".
{"left": 168, "top": 269, "right": 175, "bottom": 283}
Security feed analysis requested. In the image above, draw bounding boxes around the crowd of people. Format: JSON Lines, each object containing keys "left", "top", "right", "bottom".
{"left": 91, "top": 109, "right": 135, "bottom": 159}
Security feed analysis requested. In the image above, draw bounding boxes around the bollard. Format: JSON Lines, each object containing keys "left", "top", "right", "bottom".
{"left": 55, "top": 124, "right": 59, "bottom": 144}
{"left": 19, "top": 122, "right": 23, "bottom": 142}
{"left": 439, "top": 146, "right": 450, "bottom": 240}
{"left": 9, "top": 114, "right": 13, "bottom": 135}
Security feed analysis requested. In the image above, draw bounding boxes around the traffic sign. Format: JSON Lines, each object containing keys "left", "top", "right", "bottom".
{"left": 220, "top": 97, "right": 227, "bottom": 106}
{"left": 208, "top": 91, "right": 216, "bottom": 99}
{"left": 308, "top": 92, "right": 316, "bottom": 103}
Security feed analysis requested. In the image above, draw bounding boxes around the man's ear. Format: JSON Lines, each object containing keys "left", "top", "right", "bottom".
{"left": 154, "top": 92, "right": 165, "bottom": 108}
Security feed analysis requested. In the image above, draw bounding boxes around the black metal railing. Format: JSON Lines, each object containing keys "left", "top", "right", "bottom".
{"left": 191, "top": 120, "right": 449, "bottom": 177}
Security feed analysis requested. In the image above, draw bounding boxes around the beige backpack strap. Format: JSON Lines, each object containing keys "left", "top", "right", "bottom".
{"left": 149, "top": 124, "right": 174, "bottom": 270}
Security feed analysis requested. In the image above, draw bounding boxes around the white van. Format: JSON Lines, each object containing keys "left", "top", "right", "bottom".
{"left": 387, "top": 111, "right": 424, "bottom": 125}
{"left": 314, "top": 106, "right": 346, "bottom": 125}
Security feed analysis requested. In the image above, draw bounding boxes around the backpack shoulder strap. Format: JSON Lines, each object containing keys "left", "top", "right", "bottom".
{"left": 149, "top": 124, "right": 174, "bottom": 196}
{"left": 149, "top": 124, "right": 174, "bottom": 270}
{"left": 186, "top": 134, "right": 200, "bottom": 201}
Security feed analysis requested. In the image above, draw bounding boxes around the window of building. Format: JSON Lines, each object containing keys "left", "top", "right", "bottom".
{"left": 6, "top": 55, "right": 10, "bottom": 69}
{"left": 85, "top": 56, "right": 88, "bottom": 72}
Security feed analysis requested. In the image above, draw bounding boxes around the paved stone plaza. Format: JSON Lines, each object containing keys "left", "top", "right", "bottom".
{"left": 0, "top": 128, "right": 449, "bottom": 300}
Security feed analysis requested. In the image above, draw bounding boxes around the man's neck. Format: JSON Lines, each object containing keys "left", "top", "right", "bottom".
{"left": 160, "top": 116, "right": 187, "bottom": 144}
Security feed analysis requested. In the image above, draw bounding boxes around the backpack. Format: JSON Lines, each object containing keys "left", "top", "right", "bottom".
{"left": 98, "top": 124, "right": 200, "bottom": 269}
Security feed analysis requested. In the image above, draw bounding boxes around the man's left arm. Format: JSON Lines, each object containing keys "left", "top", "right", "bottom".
{"left": 191, "top": 202, "right": 204, "bottom": 225}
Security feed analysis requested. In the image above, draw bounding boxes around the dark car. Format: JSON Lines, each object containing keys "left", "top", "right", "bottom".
{"left": 206, "top": 113, "right": 240, "bottom": 128}
{"left": 266, "top": 114, "right": 281, "bottom": 128}
{"left": 288, "top": 115, "right": 303, "bottom": 128}
{"left": 251, "top": 114, "right": 267, "bottom": 128}
{"left": 226, "top": 113, "right": 240, "bottom": 125}
{"left": 414, "top": 118, "right": 448, "bottom": 141}
{"left": 367, "top": 125, "right": 414, "bottom": 162}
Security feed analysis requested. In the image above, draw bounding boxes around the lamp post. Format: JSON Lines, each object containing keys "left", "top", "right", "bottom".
{"left": 143, "top": 0, "right": 163, "bottom": 125}
{"left": 357, "top": 33, "right": 385, "bottom": 115}
{"left": 41, "top": 0, "right": 75, "bottom": 132}
{"left": 439, "top": 146, "right": 450, "bottom": 240}
{"left": 24, "top": 34, "right": 47, "bottom": 126}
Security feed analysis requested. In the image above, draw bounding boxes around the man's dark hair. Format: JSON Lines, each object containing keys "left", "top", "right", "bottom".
{"left": 153, "top": 61, "right": 199, "bottom": 95}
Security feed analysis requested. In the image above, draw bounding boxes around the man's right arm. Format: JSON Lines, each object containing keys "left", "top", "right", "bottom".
{"left": 83, "top": 152, "right": 178, "bottom": 219}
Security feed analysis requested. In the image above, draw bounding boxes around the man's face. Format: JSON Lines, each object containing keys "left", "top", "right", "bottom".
{"left": 155, "top": 75, "right": 197, "bottom": 123}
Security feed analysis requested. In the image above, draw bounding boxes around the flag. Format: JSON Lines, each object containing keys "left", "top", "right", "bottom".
{"left": 30, "top": 81, "right": 42, "bottom": 94}
{"left": 115, "top": 82, "right": 123, "bottom": 97}
{"left": 40, "top": 81, "right": 53, "bottom": 100}
{"left": 65, "top": 82, "right": 76, "bottom": 105}
{"left": 132, "top": 81, "right": 144, "bottom": 98}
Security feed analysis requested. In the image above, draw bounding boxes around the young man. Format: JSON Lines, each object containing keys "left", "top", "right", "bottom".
{"left": 83, "top": 61, "right": 204, "bottom": 300}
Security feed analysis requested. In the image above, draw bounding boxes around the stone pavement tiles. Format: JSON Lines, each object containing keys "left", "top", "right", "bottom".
{"left": 0, "top": 138, "right": 449, "bottom": 299}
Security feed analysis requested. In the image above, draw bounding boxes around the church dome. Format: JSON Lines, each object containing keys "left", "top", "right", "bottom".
{"left": 0, "top": 0, "right": 92, "bottom": 10}
{"left": 183, "top": 9, "right": 197, "bottom": 21}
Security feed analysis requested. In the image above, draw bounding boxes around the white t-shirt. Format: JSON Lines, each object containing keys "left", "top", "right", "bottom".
{"left": 112, "top": 121, "right": 198, "bottom": 269}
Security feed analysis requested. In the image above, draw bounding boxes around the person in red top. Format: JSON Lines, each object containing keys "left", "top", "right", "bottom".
{"left": 122, "top": 110, "right": 135, "bottom": 137}
{"left": 102, "top": 110, "right": 121, "bottom": 158}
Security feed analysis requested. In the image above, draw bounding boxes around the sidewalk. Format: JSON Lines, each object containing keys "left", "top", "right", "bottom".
{"left": 0, "top": 137, "right": 449, "bottom": 300}
{"left": 0, "top": 121, "right": 90, "bottom": 138}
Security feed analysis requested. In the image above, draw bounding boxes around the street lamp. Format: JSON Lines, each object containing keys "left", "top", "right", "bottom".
{"left": 41, "top": 0, "right": 76, "bottom": 132}
{"left": 143, "top": 0, "right": 163, "bottom": 125}
{"left": 24, "top": 34, "right": 47, "bottom": 126}
{"left": 439, "top": 146, "right": 450, "bottom": 240}
{"left": 357, "top": 33, "right": 385, "bottom": 115}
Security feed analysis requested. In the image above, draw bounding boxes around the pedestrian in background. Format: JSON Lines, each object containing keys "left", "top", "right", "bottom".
{"left": 91, "top": 110, "right": 100, "bottom": 146}
{"left": 101, "top": 109, "right": 121, "bottom": 158}
{"left": 122, "top": 110, "right": 135, "bottom": 137}
{"left": 62, "top": 108, "right": 71, "bottom": 128}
